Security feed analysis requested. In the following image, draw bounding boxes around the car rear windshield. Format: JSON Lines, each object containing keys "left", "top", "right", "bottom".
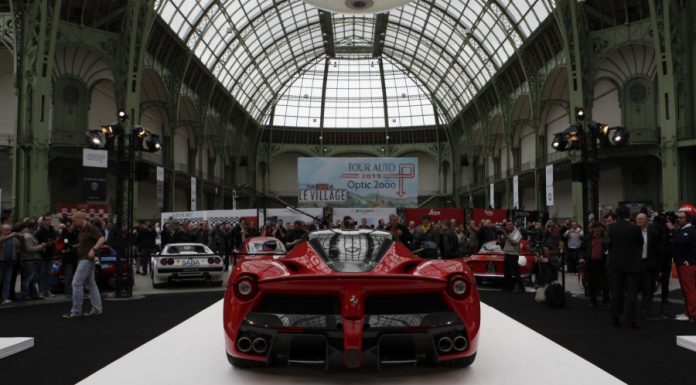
{"left": 166, "top": 245, "right": 209, "bottom": 254}
{"left": 307, "top": 230, "right": 394, "bottom": 273}
{"left": 246, "top": 240, "right": 287, "bottom": 254}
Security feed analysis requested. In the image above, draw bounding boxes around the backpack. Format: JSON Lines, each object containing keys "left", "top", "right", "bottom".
{"left": 545, "top": 282, "right": 565, "bottom": 308}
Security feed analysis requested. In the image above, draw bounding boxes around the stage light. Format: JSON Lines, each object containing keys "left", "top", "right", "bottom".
{"left": 575, "top": 107, "right": 586, "bottom": 121}
{"left": 100, "top": 123, "right": 123, "bottom": 138}
{"left": 143, "top": 134, "right": 162, "bottom": 152}
{"left": 610, "top": 127, "right": 629, "bottom": 146}
{"left": 552, "top": 132, "right": 569, "bottom": 151}
{"left": 117, "top": 108, "right": 128, "bottom": 122}
{"left": 85, "top": 129, "right": 107, "bottom": 149}
{"left": 133, "top": 126, "right": 148, "bottom": 138}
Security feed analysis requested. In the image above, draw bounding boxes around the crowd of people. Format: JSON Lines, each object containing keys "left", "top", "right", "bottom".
{"left": 154, "top": 206, "right": 696, "bottom": 327}
{"left": 2, "top": 204, "right": 695, "bottom": 326}
{"left": 0, "top": 211, "right": 105, "bottom": 318}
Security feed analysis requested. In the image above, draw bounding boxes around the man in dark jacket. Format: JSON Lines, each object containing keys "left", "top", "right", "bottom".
{"left": 635, "top": 213, "right": 666, "bottom": 319}
{"left": 0, "top": 225, "right": 21, "bottom": 304}
{"left": 135, "top": 221, "right": 157, "bottom": 275}
{"left": 477, "top": 220, "right": 499, "bottom": 246}
{"left": 388, "top": 214, "right": 412, "bottom": 248}
{"left": 59, "top": 223, "right": 79, "bottom": 295}
{"left": 414, "top": 215, "right": 440, "bottom": 259}
{"left": 606, "top": 206, "right": 644, "bottom": 327}
{"left": 440, "top": 221, "right": 460, "bottom": 259}
{"left": 35, "top": 215, "right": 57, "bottom": 298}
{"left": 666, "top": 208, "right": 696, "bottom": 321}
{"left": 284, "top": 221, "right": 307, "bottom": 251}
{"left": 231, "top": 218, "right": 248, "bottom": 251}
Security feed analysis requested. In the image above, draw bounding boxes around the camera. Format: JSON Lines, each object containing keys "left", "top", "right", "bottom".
{"left": 654, "top": 211, "right": 677, "bottom": 226}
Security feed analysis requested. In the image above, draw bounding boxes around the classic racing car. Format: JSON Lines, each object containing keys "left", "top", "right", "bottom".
{"left": 223, "top": 229, "right": 480, "bottom": 370}
{"left": 151, "top": 243, "right": 225, "bottom": 288}
{"left": 464, "top": 240, "right": 537, "bottom": 283}
{"left": 232, "top": 237, "right": 287, "bottom": 264}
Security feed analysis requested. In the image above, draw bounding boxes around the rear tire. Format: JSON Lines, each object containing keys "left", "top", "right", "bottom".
{"left": 152, "top": 276, "right": 167, "bottom": 289}
{"left": 439, "top": 353, "right": 476, "bottom": 368}
{"left": 227, "top": 354, "right": 267, "bottom": 369}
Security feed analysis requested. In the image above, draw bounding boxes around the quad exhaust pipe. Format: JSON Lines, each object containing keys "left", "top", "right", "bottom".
{"left": 253, "top": 338, "right": 268, "bottom": 354}
{"left": 237, "top": 336, "right": 252, "bottom": 353}
{"left": 453, "top": 336, "right": 468, "bottom": 352}
{"left": 437, "top": 337, "right": 453, "bottom": 353}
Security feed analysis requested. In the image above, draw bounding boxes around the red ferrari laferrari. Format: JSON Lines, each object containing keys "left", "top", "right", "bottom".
{"left": 223, "top": 229, "right": 480, "bottom": 370}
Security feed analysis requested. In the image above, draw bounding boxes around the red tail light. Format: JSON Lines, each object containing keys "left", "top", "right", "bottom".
{"left": 234, "top": 275, "right": 258, "bottom": 301}
{"left": 208, "top": 257, "right": 214, "bottom": 264}
{"left": 447, "top": 275, "right": 471, "bottom": 300}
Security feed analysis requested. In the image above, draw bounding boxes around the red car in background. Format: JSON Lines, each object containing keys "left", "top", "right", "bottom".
{"left": 223, "top": 229, "right": 480, "bottom": 370}
{"left": 464, "top": 240, "right": 537, "bottom": 284}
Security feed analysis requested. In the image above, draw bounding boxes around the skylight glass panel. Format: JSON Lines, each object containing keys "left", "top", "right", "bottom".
{"left": 156, "top": 0, "right": 555, "bottom": 126}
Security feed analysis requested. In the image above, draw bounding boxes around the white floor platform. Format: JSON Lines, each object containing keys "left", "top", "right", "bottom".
{"left": 0, "top": 337, "right": 34, "bottom": 360}
{"left": 80, "top": 301, "right": 625, "bottom": 385}
{"left": 677, "top": 336, "right": 696, "bottom": 353}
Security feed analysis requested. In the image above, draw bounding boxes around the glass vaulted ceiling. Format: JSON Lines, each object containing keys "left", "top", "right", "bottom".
{"left": 156, "top": 0, "right": 554, "bottom": 126}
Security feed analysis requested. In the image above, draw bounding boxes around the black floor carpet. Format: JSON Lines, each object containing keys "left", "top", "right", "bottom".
{"left": 1, "top": 289, "right": 694, "bottom": 385}
{"left": 480, "top": 290, "right": 695, "bottom": 385}
{"left": 0, "top": 291, "right": 223, "bottom": 385}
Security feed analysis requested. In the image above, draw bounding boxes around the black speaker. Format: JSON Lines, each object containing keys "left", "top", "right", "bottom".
{"left": 135, "top": 161, "right": 150, "bottom": 181}
{"left": 571, "top": 163, "right": 585, "bottom": 182}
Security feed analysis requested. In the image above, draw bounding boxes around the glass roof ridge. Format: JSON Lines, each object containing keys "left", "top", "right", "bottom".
{"left": 156, "top": 0, "right": 555, "bottom": 126}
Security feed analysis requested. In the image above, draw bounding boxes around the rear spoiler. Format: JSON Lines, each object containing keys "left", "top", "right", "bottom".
{"left": 154, "top": 253, "right": 214, "bottom": 258}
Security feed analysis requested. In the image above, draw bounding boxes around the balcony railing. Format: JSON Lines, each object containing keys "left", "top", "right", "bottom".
{"left": 138, "top": 151, "right": 162, "bottom": 165}
{"left": 0, "top": 133, "right": 13, "bottom": 147}
{"left": 629, "top": 127, "right": 660, "bottom": 144}
{"left": 520, "top": 161, "right": 535, "bottom": 172}
{"left": 175, "top": 162, "right": 188, "bottom": 173}
{"left": 547, "top": 151, "right": 568, "bottom": 163}
{"left": 678, "top": 126, "right": 695, "bottom": 141}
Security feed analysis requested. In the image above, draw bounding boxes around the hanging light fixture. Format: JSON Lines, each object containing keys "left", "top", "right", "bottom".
{"left": 610, "top": 126, "right": 630, "bottom": 147}
{"left": 304, "top": 0, "right": 414, "bottom": 14}
{"left": 85, "top": 129, "right": 107, "bottom": 149}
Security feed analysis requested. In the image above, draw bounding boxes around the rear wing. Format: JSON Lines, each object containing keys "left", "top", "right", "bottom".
{"left": 154, "top": 253, "right": 214, "bottom": 258}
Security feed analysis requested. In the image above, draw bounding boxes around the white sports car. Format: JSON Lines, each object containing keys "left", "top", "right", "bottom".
{"left": 151, "top": 243, "right": 225, "bottom": 288}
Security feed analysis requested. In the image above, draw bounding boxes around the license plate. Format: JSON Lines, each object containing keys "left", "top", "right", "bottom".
{"left": 487, "top": 263, "right": 496, "bottom": 273}
{"left": 181, "top": 259, "right": 200, "bottom": 266}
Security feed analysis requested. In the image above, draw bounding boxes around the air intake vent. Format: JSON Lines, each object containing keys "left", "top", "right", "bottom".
{"left": 255, "top": 294, "right": 340, "bottom": 315}
{"left": 366, "top": 293, "right": 448, "bottom": 314}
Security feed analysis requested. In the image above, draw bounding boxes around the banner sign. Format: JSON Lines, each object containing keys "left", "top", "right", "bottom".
{"left": 82, "top": 149, "right": 108, "bottom": 168}
{"left": 512, "top": 175, "right": 519, "bottom": 209}
{"left": 545, "top": 164, "right": 554, "bottom": 206}
{"left": 82, "top": 149, "right": 107, "bottom": 202}
{"left": 190, "top": 177, "right": 197, "bottom": 211}
{"left": 156, "top": 167, "right": 165, "bottom": 209}
{"left": 56, "top": 202, "right": 109, "bottom": 221}
{"left": 297, "top": 157, "right": 418, "bottom": 208}
{"left": 333, "top": 208, "right": 397, "bottom": 228}
{"left": 405, "top": 208, "right": 465, "bottom": 225}
{"left": 161, "top": 209, "right": 258, "bottom": 228}
{"left": 472, "top": 208, "right": 508, "bottom": 224}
